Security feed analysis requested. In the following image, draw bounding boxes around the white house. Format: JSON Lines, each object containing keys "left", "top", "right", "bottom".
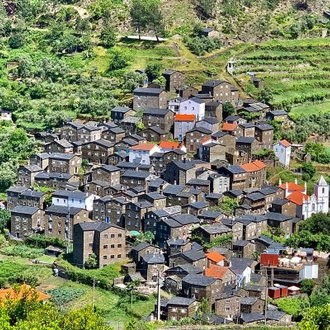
{"left": 168, "top": 96, "right": 184, "bottom": 112}
{"left": 174, "top": 114, "right": 196, "bottom": 140}
{"left": 52, "top": 190, "right": 98, "bottom": 212}
{"left": 128, "top": 143, "right": 161, "bottom": 165}
{"left": 273, "top": 139, "right": 291, "bottom": 167}
{"left": 179, "top": 97, "right": 205, "bottom": 121}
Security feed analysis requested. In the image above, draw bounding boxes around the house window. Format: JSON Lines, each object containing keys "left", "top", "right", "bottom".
{"left": 103, "top": 245, "right": 108, "bottom": 249}
{"left": 110, "top": 255, "right": 114, "bottom": 259}
{"left": 117, "top": 254, "right": 121, "bottom": 258}
{"left": 111, "top": 244, "right": 115, "bottom": 248}
{"left": 111, "top": 234, "right": 115, "bottom": 238}
{"left": 103, "top": 256, "right": 107, "bottom": 259}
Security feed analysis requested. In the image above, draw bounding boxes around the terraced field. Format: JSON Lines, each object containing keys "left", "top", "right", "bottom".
{"left": 232, "top": 38, "right": 330, "bottom": 115}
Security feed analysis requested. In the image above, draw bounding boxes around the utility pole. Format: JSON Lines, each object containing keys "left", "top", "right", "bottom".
{"left": 264, "top": 267, "right": 269, "bottom": 326}
{"left": 157, "top": 270, "right": 161, "bottom": 321}
{"left": 92, "top": 278, "right": 96, "bottom": 309}
{"left": 66, "top": 203, "right": 70, "bottom": 254}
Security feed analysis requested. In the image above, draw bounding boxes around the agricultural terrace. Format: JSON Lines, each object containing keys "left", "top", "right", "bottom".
{"left": 232, "top": 38, "right": 330, "bottom": 114}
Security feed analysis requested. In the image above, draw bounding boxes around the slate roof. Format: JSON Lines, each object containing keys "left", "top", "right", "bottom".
{"left": 147, "top": 126, "right": 167, "bottom": 135}
{"left": 226, "top": 165, "right": 246, "bottom": 174}
{"left": 264, "top": 212, "right": 292, "bottom": 222}
{"left": 170, "top": 214, "right": 200, "bottom": 225}
{"left": 200, "top": 223, "right": 231, "bottom": 235}
{"left": 111, "top": 106, "right": 131, "bottom": 113}
{"left": 240, "top": 313, "right": 264, "bottom": 323}
{"left": 20, "top": 190, "right": 45, "bottom": 198}
{"left": 48, "top": 153, "right": 76, "bottom": 160}
{"left": 181, "top": 249, "right": 205, "bottom": 262}
{"left": 11, "top": 206, "right": 39, "bottom": 215}
{"left": 143, "top": 108, "right": 171, "bottom": 116}
{"left": 256, "top": 123, "right": 274, "bottom": 131}
{"left": 133, "top": 87, "right": 164, "bottom": 95}
{"left": 199, "top": 210, "right": 221, "bottom": 219}
{"left": 35, "top": 172, "right": 73, "bottom": 180}
{"left": 171, "top": 160, "right": 195, "bottom": 171}
{"left": 163, "top": 185, "right": 186, "bottom": 195}
{"left": 187, "top": 179, "right": 210, "bottom": 186}
{"left": 141, "top": 253, "right": 165, "bottom": 264}
{"left": 45, "top": 205, "right": 84, "bottom": 215}
{"left": 7, "top": 186, "right": 28, "bottom": 194}
{"left": 266, "top": 310, "right": 287, "bottom": 321}
{"left": 132, "top": 242, "right": 152, "bottom": 252}
{"left": 167, "top": 296, "right": 196, "bottom": 306}
{"left": 96, "top": 165, "right": 120, "bottom": 173}
{"left": 187, "top": 127, "right": 213, "bottom": 134}
{"left": 182, "top": 274, "right": 216, "bottom": 287}
{"left": 188, "top": 201, "right": 208, "bottom": 209}
{"left": 240, "top": 297, "right": 259, "bottom": 305}
{"left": 269, "top": 110, "right": 288, "bottom": 116}
{"left": 52, "top": 190, "right": 93, "bottom": 200}
{"left": 167, "top": 238, "right": 189, "bottom": 246}
{"left": 233, "top": 240, "right": 250, "bottom": 247}
{"left": 78, "top": 221, "right": 123, "bottom": 232}
{"left": 177, "top": 264, "right": 203, "bottom": 274}
{"left": 121, "top": 170, "right": 150, "bottom": 179}
{"left": 202, "top": 80, "right": 226, "bottom": 87}
{"left": 236, "top": 136, "right": 256, "bottom": 144}
{"left": 245, "top": 192, "right": 265, "bottom": 201}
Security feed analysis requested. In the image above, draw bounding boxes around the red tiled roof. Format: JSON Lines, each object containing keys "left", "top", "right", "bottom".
{"left": 222, "top": 122, "right": 238, "bottom": 131}
{"left": 175, "top": 114, "right": 196, "bottom": 121}
{"left": 286, "top": 191, "right": 308, "bottom": 205}
{"left": 159, "top": 141, "right": 181, "bottom": 149}
{"left": 279, "top": 182, "right": 305, "bottom": 192}
{"left": 130, "top": 143, "right": 156, "bottom": 151}
{"left": 280, "top": 139, "right": 291, "bottom": 147}
{"left": 201, "top": 137, "right": 211, "bottom": 144}
{"left": 206, "top": 251, "right": 225, "bottom": 263}
{"left": 240, "top": 160, "right": 266, "bottom": 172}
{"left": 205, "top": 265, "right": 229, "bottom": 280}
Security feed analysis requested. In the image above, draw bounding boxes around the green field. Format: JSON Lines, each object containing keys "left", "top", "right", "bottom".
{"left": 233, "top": 37, "right": 330, "bottom": 114}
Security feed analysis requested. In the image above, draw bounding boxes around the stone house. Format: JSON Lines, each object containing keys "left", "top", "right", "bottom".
{"left": 182, "top": 274, "right": 222, "bottom": 304}
{"left": 102, "top": 127, "right": 126, "bottom": 143}
{"left": 17, "top": 165, "right": 43, "bottom": 187}
{"left": 11, "top": 206, "right": 44, "bottom": 238}
{"left": 125, "top": 200, "right": 153, "bottom": 231}
{"left": 166, "top": 238, "right": 191, "bottom": 256}
{"left": 59, "top": 121, "right": 84, "bottom": 142}
{"left": 205, "top": 101, "right": 223, "bottom": 122}
{"left": 211, "top": 131, "right": 236, "bottom": 154}
{"left": 44, "top": 139, "right": 73, "bottom": 154}
{"left": 196, "top": 117, "right": 219, "bottom": 133}
{"left": 235, "top": 137, "right": 261, "bottom": 161}
{"left": 240, "top": 297, "right": 265, "bottom": 314}
{"left": 240, "top": 192, "right": 266, "bottom": 214}
{"left": 29, "top": 153, "right": 50, "bottom": 170}
{"left": 201, "top": 80, "right": 237, "bottom": 106}
{"left": 239, "top": 123, "right": 255, "bottom": 137}
{"left": 162, "top": 160, "right": 196, "bottom": 186}
{"left": 185, "top": 127, "right": 212, "bottom": 154}
{"left": 176, "top": 85, "right": 199, "bottom": 99}
{"left": 34, "top": 172, "right": 77, "bottom": 189}
{"left": 232, "top": 240, "right": 255, "bottom": 258}
{"left": 165, "top": 264, "right": 203, "bottom": 278}
{"left": 260, "top": 186, "right": 285, "bottom": 211}
{"left": 45, "top": 205, "right": 89, "bottom": 241}
{"left": 6, "top": 186, "right": 28, "bottom": 211}
{"left": 168, "top": 249, "right": 207, "bottom": 270}
{"left": 264, "top": 212, "right": 293, "bottom": 236}
{"left": 114, "top": 137, "right": 138, "bottom": 153}
{"left": 255, "top": 123, "right": 274, "bottom": 149}
{"left": 73, "top": 222, "right": 126, "bottom": 268}
{"left": 81, "top": 140, "right": 114, "bottom": 165}
{"left": 215, "top": 293, "right": 241, "bottom": 321}
{"left": 193, "top": 224, "right": 232, "bottom": 243}
{"left": 120, "top": 170, "right": 154, "bottom": 189}
{"left": 131, "top": 242, "right": 160, "bottom": 264}
{"left": 218, "top": 165, "right": 247, "bottom": 190}
{"left": 18, "top": 189, "right": 46, "bottom": 210}
{"left": 162, "top": 70, "right": 186, "bottom": 92}
{"left": 93, "top": 196, "right": 128, "bottom": 227}
{"left": 199, "top": 28, "right": 219, "bottom": 38}
{"left": 205, "top": 265, "right": 237, "bottom": 288}
{"left": 110, "top": 106, "right": 135, "bottom": 124}
{"left": 267, "top": 110, "right": 288, "bottom": 121}
{"left": 120, "top": 116, "right": 140, "bottom": 134}
{"left": 236, "top": 215, "right": 268, "bottom": 240}
{"left": 133, "top": 87, "right": 167, "bottom": 110}
{"left": 139, "top": 253, "right": 165, "bottom": 281}
{"left": 107, "top": 151, "right": 129, "bottom": 166}
{"left": 139, "top": 126, "right": 168, "bottom": 142}
{"left": 221, "top": 219, "right": 243, "bottom": 241}
{"left": 142, "top": 108, "right": 174, "bottom": 133}
{"left": 199, "top": 139, "right": 226, "bottom": 163}
{"left": 271, "top": 198, "right": 297, "bottom": 218}
{"left": 91, "top": 165, "right": 121, "bottom": 185}
{"left": 48, "top": 153, "right": 81, "bottom": 174}
{"left": 155, "top": 214, "right": 200, "bottom": 248}
{"left": 222, "top": 122, "right": 243, "bottom": 137}
{"left": 238, "top": 313, "right": 264, "bottom": 325}
{"left": 77, "top": 125, "right": 102, "bottom": 142}
{"left": 83, "top": 181, "right": 112, "bottom": 197}
{"left": 158, "top": 297, "right": 198, "bottom": 321}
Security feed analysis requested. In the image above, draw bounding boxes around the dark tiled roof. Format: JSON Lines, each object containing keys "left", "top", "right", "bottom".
{"left": 7, "top": 186, "right": 28, "bottom": 193}
{"left": 97, "top": 165, "right": 120, "bottom": 173}
{"left": 143, "top": 108, "right": 171, "bottom": 116}
{"left": 202, "top": 80, "right": 226, "bottom": 87}
{"left": 178, "top": 264, "right": 203, "bottom": 274}
{"left": 52, "top": 190, "right": 93, "bottom": 199}
{"left": 11, "top": 206, "right": 39, "bottom": 215}
{"left": 188, "top": 201, "right": 208, "bottom": 209}
{"left": 240, "top": 313, "right": 264, "bottom": 323}
{"left": 187, "top": 127, "right": 212, "bottom": 134}
{"left": 187, "top": 179, "right": 210, "bottom": 186}
{"left": 111, "top": 106, "right": 131, "bottom": 113}
{"left": 226, "top": 165, "right": 246, "bottom": 174}
{"left": 45, "top": 205, "right": 84, "bottom": 215}
{"left": 48, "top": 153, "right": 76, "bottom": 160}
{"left": 264, "top": 212, "right": 292, "bottom": 222}
{"left": 170, "top": 214, "right": 200, "bottom": 225}
{"left": 236, "top": 136, "right": 256, "bottom": 144}
{"left": 141, "top": 253, "right": 165, "bottom": 264}
{"left": 182, "top": 274, "right": 216, "bottom": 287}
{"left": 121, "top": 170, "right": 150, "bottom": 179}
{"left": 200, "top": 223, "right": 231, "bottom": 235}
{"left": 78, "top": 221, "right": 124, "bottom": 232}
{"left": 167, "top": 296, "right": 196, "bottom": 306}
{"left": 20, "top": 190, "right": 45, "bottom": 198}
{"left": 133, "top": 87, "right": 164, "bottom": 95}
{"left": 233, "top": 240, "right": 250, "bottom": 247}
{"left": 245, "top": 192, "right": 265, "bottom": 201}
{"left": 240, "top": 297, "right": 259, "bottom": 305}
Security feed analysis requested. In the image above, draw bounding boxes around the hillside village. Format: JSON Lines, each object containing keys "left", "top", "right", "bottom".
{"left": 2, "top": 67, "right": 328, "bottom": 326}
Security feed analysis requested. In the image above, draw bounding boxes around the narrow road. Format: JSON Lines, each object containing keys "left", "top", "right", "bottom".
{"left": 118, "top": 35, "right": 167, "bottom": 42}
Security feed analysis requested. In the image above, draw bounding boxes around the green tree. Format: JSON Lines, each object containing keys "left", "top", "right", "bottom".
{"left": 259, "top": 87, "right": 273, "bottom": 104}
{"left": 100, "top": 22, "right": 116, "bottom": 48}
{"left": 148, "top": 2, "right": 165, "bottom": 41}
{"left": 301, "top": 162, "right": 316, "bottom": 180}
{"left": 0, "top": 209, "right": 11, "bottom": 233}
{"left": 299, "top": 305, "right": 330, "bottom": 330}
{"left": 108, "top": 50, "right": 129, "bottom": 72}
{"left": 300, "top": 279, "right": 315, "bottom": 296}
{"left": 219, "top": 196, "right": 238, "bottom": 215}
{"left": 145, "top": 62, "right": 163, "bottom": 81}
{"left": 222, "top": 102, "right": 235, "bottom": 118}
{"left": 196, "top": 0, "right": 216, "bottom": 17}
{"left": 130, "top": 0, "right": 148, "bottom": 39}
{"left": 85, "top": 253, "right": 98, "bottom": 269}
